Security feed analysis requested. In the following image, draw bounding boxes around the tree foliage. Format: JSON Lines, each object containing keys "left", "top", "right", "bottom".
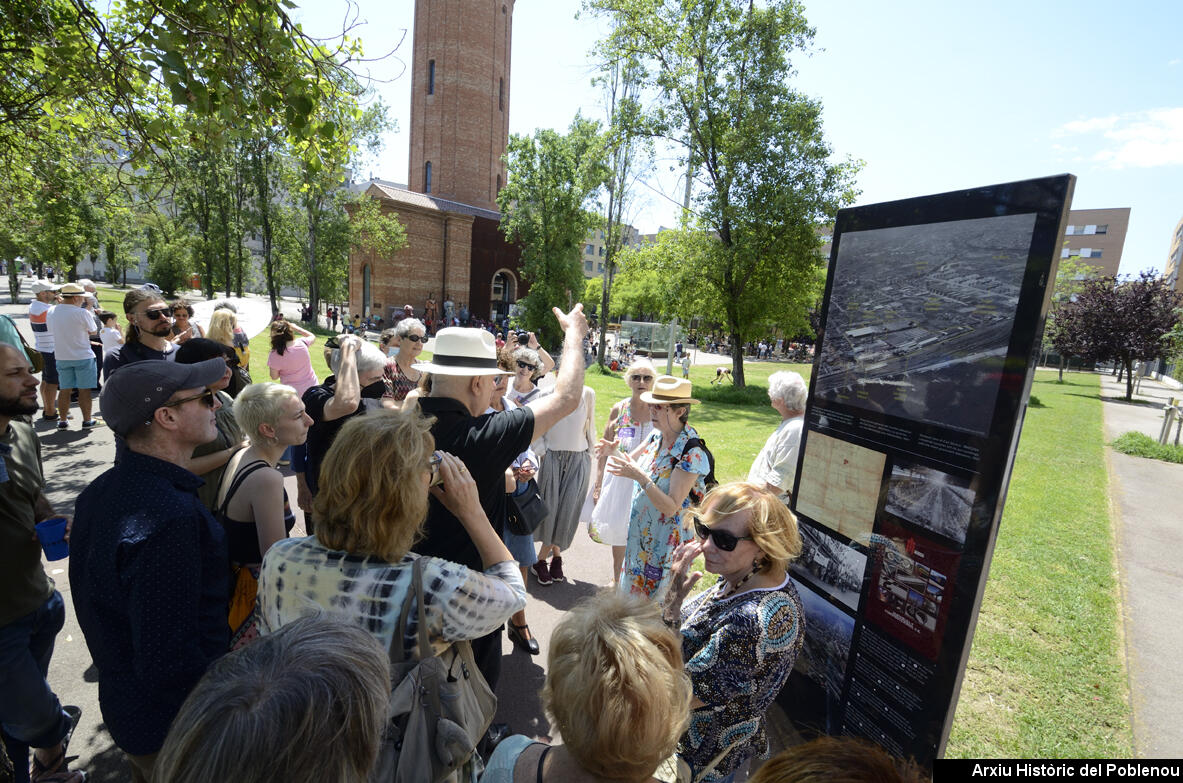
{"left": 586, "top": 0, "right": 859, "bottom": 385}
{"left": 1052, "top": 271, "right": 1183, "bottom": 400}
{"left": 1041, "top": 254, "right": 1099, "bottom": 380}
{"left": 499, "top": 115, "right": 608, "bottom": 348}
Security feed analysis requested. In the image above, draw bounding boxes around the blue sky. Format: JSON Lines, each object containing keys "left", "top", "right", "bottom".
{"left": 295, "top": 0, "right": 1182, "bottom": 277}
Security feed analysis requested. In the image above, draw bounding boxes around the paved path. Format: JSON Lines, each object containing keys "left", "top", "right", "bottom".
{"left": 1098, "top": 372, "right": 1183, "bottom": 758}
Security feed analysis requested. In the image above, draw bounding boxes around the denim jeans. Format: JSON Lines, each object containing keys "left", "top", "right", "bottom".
{"left": 0, "top": 590, "right": 71, "bottom": 783}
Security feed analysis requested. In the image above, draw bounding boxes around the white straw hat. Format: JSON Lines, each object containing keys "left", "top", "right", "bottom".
{"left": 412, "top": 327, "right": 513, "bottom": 377}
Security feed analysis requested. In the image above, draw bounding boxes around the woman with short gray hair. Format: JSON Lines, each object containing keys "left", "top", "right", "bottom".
{"left": 381, "top": 317, "right": 427, "bottom": 401}
{"left": 154, "top": 614, "right": 391, "bottom": 783}
{"left": 748, "top": 370, "right": 808, "bottom": 501}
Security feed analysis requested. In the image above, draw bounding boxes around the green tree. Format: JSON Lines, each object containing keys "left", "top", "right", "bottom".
{"left": 0, "top": 0, "right": 365, "bottom": 166}
{"left": 1053, "top": 271, "right": 1183, "bottom": 400}
{"left": 349, "top": 195, "right": 408, "bottom": 306}
{"left": 593, "top": 47, "right": 649, "bottom": 365}
{"left": 498, "top": 115, "right": 608, "bottom": 348}
{"left": 1042, "top": 254, "right": 1099, "bottom": 380}
{"left": 587, "top": 0, "right": 859, "bottom": 385}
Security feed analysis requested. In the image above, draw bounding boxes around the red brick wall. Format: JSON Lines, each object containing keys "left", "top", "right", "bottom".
{"left": 469, "top": 215, "right": 524, "bottom": 321}
{"left": 408, "top": 0, "right": 514, "bottom": 212}
{"left": 349, "top": 202, "right": 473, "bottom": 322}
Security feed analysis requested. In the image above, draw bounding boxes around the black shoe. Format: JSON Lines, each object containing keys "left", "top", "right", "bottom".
{"left": 507, "top": 622, "right": 540, "bottom": 655}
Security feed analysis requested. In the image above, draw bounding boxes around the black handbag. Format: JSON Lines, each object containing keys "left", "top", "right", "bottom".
{"left": 505, "top": 479, "right": 548, "bottom": 536}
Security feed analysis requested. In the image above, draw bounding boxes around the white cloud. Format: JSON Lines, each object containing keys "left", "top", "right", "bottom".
{"left": 1169, "top": 58, "right": 1181, "bottom": 66}
{"left": 1053, "top": 108, "right": 1183, "bottom": 169}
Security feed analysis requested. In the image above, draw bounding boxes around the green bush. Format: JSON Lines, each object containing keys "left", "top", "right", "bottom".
{"left": 1112, "top": 431, "right": 1183, "bottom": 464}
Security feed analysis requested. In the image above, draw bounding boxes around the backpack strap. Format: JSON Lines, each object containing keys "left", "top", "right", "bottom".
{"left": 215, "top": 460, "right": 269, "bottom": 520}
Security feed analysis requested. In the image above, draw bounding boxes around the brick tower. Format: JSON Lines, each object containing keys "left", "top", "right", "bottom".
{"left": 408, "top": 0, "right": 514, "bottom": 212}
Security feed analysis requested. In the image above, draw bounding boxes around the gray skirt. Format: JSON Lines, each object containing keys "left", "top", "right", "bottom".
{"left": 535, "top": 449, "right": 592, "bottom": 550}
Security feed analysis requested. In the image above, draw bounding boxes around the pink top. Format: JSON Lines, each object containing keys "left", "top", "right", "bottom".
{"left": 267, "top": 336, "right": 318, "bottom": 396}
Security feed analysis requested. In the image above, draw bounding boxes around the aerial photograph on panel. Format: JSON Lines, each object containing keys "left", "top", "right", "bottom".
{"left": 884, "top": 459, "right": 977, "bottom": 545}
{"left": 792, "top": 522, "right": 869, "bottom": 611}
{"left": 814, "top": 212, "right": 1038, "bottom": 435}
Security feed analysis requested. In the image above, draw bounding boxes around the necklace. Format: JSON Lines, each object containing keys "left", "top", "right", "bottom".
{"left": 717, "top": 561, "right": 762, "bottom": 600}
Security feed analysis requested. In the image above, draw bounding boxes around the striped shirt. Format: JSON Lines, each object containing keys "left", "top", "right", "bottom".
{"left": 28, "top": 300, "right": 53, "bottom": 352}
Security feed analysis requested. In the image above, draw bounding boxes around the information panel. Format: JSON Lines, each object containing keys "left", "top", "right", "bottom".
{"left": 783, "top": 175, "right": 1075, "bottom": 766}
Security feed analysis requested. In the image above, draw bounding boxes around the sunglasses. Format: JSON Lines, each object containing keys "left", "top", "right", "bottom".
{"left": 403, "top": 334, "right": 426, "bottom": 343}
{"left": 163, "top": 388, "right": 218, "bottom": 410}
{"left": 693, "top": 518, "right": 753, "bottom": 552}
{"left": 139, "top": 308, "right": 172, "bottom": 321}
{"left": 516, "top": 360, "right": 538, "bottom": 372}
{"left": 429, "top": 452, "right": 443, "bottom": 487}
{"left": 630, "top": 374, "right": 653, "bottom": 382}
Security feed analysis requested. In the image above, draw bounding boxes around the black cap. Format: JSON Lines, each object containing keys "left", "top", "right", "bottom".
{"left": 101, "top": 359, "right": 226, "bottom": 436}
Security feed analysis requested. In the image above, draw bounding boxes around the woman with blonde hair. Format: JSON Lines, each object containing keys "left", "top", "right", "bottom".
{"left": 590, "top": 358, "right": 656, "bottom": 586}
{"left": 217, "top": 383, "right": 312, "bottom": 646}
{"left": 208, "top": 307, "right": 251, "bottom": 391}
{"left": 481, "top": 592, "right": 692, "bottom": 782}
{"left": 662, "top": 482, "right": 805, "bottom": 783}
{"left": 256, "top": 406, "right": 526, "bottom": 660}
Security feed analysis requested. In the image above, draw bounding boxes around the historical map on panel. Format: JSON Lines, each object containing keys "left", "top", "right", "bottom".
{"left": 813, "top": 213, "right": 1038, "bottom": 435}
{"left": 795, "top": 432, "right": 886, "bottom": 542}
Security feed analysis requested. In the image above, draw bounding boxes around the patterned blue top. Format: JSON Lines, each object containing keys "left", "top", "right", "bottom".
{"left": 678, "top": 576, "right": 804, "bottom": 781}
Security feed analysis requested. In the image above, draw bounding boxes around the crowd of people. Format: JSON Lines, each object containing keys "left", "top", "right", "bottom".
{"left": 0, "top": 281, "right": 930, "bottom": 783}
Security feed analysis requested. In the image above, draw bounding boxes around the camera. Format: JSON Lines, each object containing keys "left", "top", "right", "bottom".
{"left": 515, "top": 330, "right": 530, "bottom": 343}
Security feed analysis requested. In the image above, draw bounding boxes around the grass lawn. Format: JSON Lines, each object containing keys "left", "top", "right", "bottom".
{"left": 95, "top": 285, "right": 1129, "bottom": 756}
{"left": 946, "top": 371, "right": 1131, "bottom": 757}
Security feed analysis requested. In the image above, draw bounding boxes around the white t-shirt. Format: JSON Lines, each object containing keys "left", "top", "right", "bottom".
{"left": 747, "top": 416, "right": 804, "bottom": 496}
{"left": 100, "top": 326, "right": 123, "bottom": 355}
{"left": 48, "top": 303, "right": 98, "bottom": 361}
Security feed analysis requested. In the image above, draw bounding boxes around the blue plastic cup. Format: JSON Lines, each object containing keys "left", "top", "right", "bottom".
{"left": 35, "top": 516, "right": 69, "bottom": 561}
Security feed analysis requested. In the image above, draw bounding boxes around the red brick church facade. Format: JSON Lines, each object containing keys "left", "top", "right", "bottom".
{"left": 349, "top": 0, "right": 525, "bottom": 325}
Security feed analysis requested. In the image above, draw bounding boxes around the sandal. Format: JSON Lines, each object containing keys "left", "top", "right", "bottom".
{"left": 31, "top": 706, "right": 85, "bottom": 783}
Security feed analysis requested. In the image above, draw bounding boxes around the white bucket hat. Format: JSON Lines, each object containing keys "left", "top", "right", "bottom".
{"left": 412, "top": 327, "right": 513, "bottom": 377}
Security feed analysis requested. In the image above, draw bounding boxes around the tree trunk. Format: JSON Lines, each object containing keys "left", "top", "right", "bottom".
{"left": 1124, "top": 358, "right": 1134, "bottom": 401}
{"left": 306, "top": 200, "right": 320, "bottom": 315}
{"left": 730, "top": 330, "right": 745, "bottom": 387}
{"left": 8, "top": 262, "right": 19, "bottom": 303}
{"left": 1058, "top": 354, "right": 1066, "bottom": 382}
{"left": 598, "top": 266, "right": 611, "bottom": 366}
{"left": 253, "top": 149, "right": 279, "bottom": 316}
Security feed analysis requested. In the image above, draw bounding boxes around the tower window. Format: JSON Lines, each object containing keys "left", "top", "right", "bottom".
{"left": 428, "top": 60, "right": 435, "bottom": 95}
{"left": 425, "top": 161, "right": 432, "bottom": 194}
{"left": 496, "top": 174, "right": 501, "bottom": 191}
{"left": 499, "top": 78, "right": 504, "bottom": 111}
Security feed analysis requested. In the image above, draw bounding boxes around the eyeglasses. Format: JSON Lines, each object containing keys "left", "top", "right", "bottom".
{"left": 162, "top": 388, "right": 217, "bottom": 410}
{"left": 516, "top": 361, "right": 538, "bottom": 372}
{"left": 630, "top": 375, "right": 653, "bottom": 382}
{"left": 429, "top": 452, "right": 443, "bottom": 487}
{"left": 403, "top": 334, "right": 426, "bottom": 343}
{"left": 139, "top": 308, "right": 172, "bottom": 321}
{"left": 693, "top": 519, "right": 753, "bottom": 552}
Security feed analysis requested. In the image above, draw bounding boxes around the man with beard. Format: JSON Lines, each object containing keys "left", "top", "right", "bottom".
{"left": 300, "top": 335, "right": 391, "bottom": 530}
{"left": 70, "top": 358, "right": 231, "bottom": 783}
{"left": 102, "top": 288, "right": 177, "bottom": 378}
{"left": 0, "top": 344, "right": 83, "bottom": 783}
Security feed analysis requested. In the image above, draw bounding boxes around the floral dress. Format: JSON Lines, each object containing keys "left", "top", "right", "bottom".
{"left": 618, "top": 425, "right": 709, "bottom": 599}
{"left": 679, "top": 576, "right": 805, "bottom": 781}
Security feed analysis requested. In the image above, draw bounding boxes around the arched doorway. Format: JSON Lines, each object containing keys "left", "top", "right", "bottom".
{"left": 490, "top": 269, "right": 516, "bottom": 325}
{"left": 362, "top": 264, "right": 372, "bottom": 316}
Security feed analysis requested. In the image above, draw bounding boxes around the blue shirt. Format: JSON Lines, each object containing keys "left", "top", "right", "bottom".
{"left": 69, "top": 449, "right": 229, "bottom": 755}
